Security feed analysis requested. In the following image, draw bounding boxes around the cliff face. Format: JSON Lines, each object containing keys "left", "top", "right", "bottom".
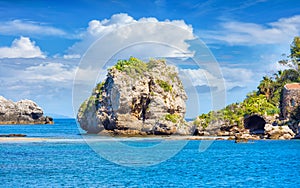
{"left": 0, "top": 96, "right": 53, "bottom": 124}
{"left": 281, "top": 83, "right": 300, "bottom": 119}
{"left": 77, "top": 58, "right": 192, "bottom": 135}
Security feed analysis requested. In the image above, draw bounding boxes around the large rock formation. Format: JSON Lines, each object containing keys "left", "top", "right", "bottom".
{"left": 0, "top": 96, "right": 53, "bottom": 124}
{"left": 77, "top": 57, "right": 192, "bottom": 135}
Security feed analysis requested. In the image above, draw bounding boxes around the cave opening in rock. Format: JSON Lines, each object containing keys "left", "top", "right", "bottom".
{"left": 243, "top": 115, "right": 266, "bottom": 134}
{"left": 31, "top": 112, "right": 41, "bottom": 120}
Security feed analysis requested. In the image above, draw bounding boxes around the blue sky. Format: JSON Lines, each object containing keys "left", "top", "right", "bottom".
{"left": 0, "top": 0, "right": 299, "bottom": 117}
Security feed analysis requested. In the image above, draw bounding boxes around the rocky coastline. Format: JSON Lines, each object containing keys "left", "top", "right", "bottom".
{"left": 193, "top": 88, "right": 300, "bottom": 141}
{"left": 194, "top": 115, "right": 299, "bottom": 141}
{"left": 0, "top": 96, "right": 53, "bottom": 125}
{"left": 76, "top": 57, "right": 300, "bottom": 140}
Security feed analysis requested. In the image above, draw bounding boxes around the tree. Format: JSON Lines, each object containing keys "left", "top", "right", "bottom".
{"left": 279, "top": 36, "right": 300, "bottom": 71}
{"left": 278, "top": 69, "right": 300, "bottom": 83}
{"left": 291, "top": 36, "right": 300, "bottom": 70}
{"left": 258, "top": 76, "right": 273, "bottom": 100}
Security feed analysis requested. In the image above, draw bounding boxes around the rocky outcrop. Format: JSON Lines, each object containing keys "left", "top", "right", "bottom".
{"left": 77, "top": 58, "right": 192, "bottom": 135}
{"left": 0, "top": 96, "right": 53, "bottom": 124}
{"left": 264, "top": 124, "right": 295, "bottom": 139}
{"left": 0, "top": 134, "right": 26, "bottom": 137}
{"left": 194, "top": 114, "right": 299, "bottom": 140}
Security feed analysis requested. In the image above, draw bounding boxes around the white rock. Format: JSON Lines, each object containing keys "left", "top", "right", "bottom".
{"left": 77, "top": 59, "right": 189, "bottom": 135}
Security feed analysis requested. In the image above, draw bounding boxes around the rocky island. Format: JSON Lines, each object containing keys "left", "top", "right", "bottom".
{"left": 0, "top": 96, "right": 53, "bottom": 125}
{"left": 77, "top": 57, "right": 193, "bottom": 135}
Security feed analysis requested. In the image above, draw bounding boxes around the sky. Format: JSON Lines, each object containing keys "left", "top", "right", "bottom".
{"left": 0, "top": 0, "right": 299, "bottom": 118}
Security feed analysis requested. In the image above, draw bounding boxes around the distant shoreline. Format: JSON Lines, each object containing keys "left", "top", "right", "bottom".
{"left": 0, "top": 136, "right": 227, "bottom": 142}
{"left": 2, "top": 135, "right": 298, "bottom": 143}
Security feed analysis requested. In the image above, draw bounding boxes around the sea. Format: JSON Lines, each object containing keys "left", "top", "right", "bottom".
{"left": 0, "top": 119, "right": 300, "bottom": 187}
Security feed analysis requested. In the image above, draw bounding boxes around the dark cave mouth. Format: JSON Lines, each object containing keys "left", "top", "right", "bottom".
{"left": 243, "top": 115, "right": 266, "bottom": 133}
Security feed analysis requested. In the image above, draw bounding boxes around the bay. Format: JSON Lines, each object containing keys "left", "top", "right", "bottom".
{"left": 0, "top": 119, "right": 299, "bottom": 187}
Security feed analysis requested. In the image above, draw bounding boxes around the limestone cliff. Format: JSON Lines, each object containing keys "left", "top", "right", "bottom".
{"left": 77, "top": 57, "right": 192, "bottom": 135}
{"left": 0, "top": 96, "right": 53, "bottom": 124}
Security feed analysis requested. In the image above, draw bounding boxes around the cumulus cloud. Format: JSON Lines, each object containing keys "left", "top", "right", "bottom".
{"left": 0, "top": 19, "right": 66, "bottom": 36}
{"left": 0, "top": 36, "right": 45, "bottom": 58}
{"left": 201, "top": 15, "right": 300, "bottom": 45}
{"left": 67, "top": 13, "right": 194, "bottom": 58}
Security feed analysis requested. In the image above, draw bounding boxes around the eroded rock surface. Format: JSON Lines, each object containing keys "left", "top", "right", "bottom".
{"left": 77, "top": 58, "right": 192, "bottom": 135}
{"left": 0, "top": 96, "right": 53, "bottom": 124}
{"left": 264, "top": 124, "right": 295, "bottom": 139}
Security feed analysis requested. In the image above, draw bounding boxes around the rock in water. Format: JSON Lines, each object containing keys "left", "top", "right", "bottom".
{"left": 264, "top": 124, "right": 295, "bottom": 140}
{"left": 77, "top": 57, "right": 192, "bottom": 135}
{"left": 0, "top": 96, "right": 53, "bottom": 124}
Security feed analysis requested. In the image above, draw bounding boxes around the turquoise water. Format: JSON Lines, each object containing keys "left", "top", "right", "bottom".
{"left": 1, "top": 119, "right": 300, "bottom": 187}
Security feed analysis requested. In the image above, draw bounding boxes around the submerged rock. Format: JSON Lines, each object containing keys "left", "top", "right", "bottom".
{"left": 0, "top": 133, "right": 27, "bottom": 137}
{"left": 0, "top": 96, "right": 53, "bottom": 124}
{"left": 77, "top": 57, "right": 192, "bottom": 135}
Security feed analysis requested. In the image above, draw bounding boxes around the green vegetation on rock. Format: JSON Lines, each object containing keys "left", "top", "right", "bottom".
{"left": 112, "top": 57, "right": 170, "bottom": 78}
{"left": 96, "top": 81, "right": 105, "bottom": 93}
{"left": 156, "top": 79, "right": 172, "bottom": 92}
{"left": 79, "top": 95, "right": 96, "bottom": 113}
{"left": 113, "top": 56, "right": 148, "bottom": 77}
{"left": 165, "top": 113, "right": 180, "bottom": 123}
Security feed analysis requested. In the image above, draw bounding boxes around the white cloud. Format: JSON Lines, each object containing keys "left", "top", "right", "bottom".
{"left": 23, "top": 62, "right": 76, "bottom": 83}
{"left": 63, "top": 54, "right": 81, "bottom": 59}
{"left": 0, "top": 58, "right": 78, "bottom": 116}
{"left": 201, "top": 15, "right": 300, "bottom": 45}
{"left": 0, "top": 36, "right": 45, "bottom": 58}
{"left": 86, "top": 14, "right": 137, "bottom": 36}
{"left": 0, "top": 20, "right": 66, "bottom": 36}
{"left": 181, "top": 66, "right": 254, "bottom": 91}
{"left": 67, "top": 13, "right": 194, "bottom": 58}
{"left": 221, "top": 67, "right": 254, "bottom": 89}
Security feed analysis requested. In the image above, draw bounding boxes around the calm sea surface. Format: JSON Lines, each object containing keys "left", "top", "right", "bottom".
{"left": 0, "top": 119, "right": 300, "bottom": 187}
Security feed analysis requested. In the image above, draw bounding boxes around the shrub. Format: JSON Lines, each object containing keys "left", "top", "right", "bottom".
{"left": 156, "top": 79, "right": 172, "bottom": 92}
{"left": 165, "top": 113, "right": 180, "bottom": 123}
{"left": 96, "top": 81, "right": 105, "bottom": 93}
{"left": 113, "top": 56, "right": 148, "bottom": 76}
